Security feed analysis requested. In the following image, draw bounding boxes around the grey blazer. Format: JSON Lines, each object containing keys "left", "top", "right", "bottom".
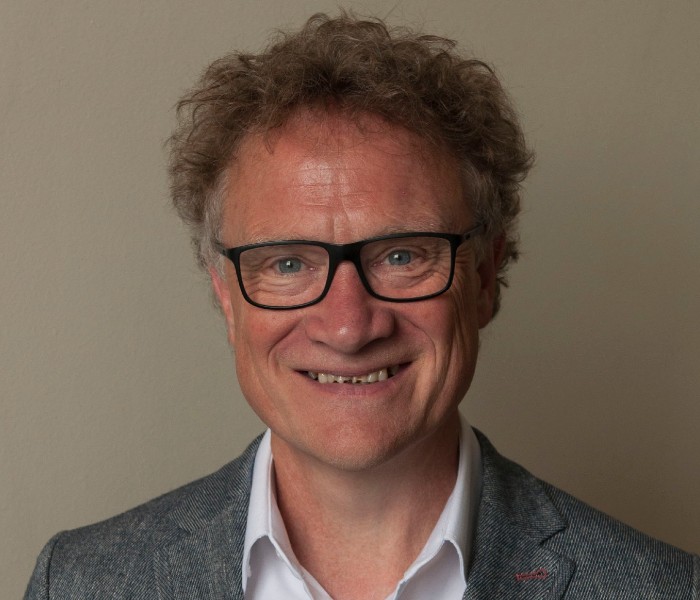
{"left": 25, "top": 430, "right": 699, "bottom": 599}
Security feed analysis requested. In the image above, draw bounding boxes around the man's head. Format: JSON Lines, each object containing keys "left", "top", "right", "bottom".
{"left": 169, "top": 12, "right": 532, "bottom": 316}
{"left": 168, "top": 13, "right": 532, "bottom": 471}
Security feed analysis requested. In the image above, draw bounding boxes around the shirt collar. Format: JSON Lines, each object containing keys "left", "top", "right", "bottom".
{"left": 243, "top": 429, "right": 302, "bottom": 589}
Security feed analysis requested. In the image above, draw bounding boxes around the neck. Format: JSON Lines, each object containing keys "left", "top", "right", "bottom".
{"left": 270, "top": 415, "right": 461, "bottom": 600}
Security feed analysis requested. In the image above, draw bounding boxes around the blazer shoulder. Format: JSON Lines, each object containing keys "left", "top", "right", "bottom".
{"left": 24, "top": 435, "right": 261, "bottom": 600}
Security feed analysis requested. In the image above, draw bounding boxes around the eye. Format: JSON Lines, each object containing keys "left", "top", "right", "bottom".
{"left": 276, "top": 257, "right": 303, "bottom": 274}
{"left": 387, "top": 250, "right": 412, "bottom": 266}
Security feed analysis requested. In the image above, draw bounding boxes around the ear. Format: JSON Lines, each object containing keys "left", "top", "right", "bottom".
{"left": 475, "top": 234, "right": 506, "bottom": 329}
{"left": 209, "top": 266, "right": 237, "bottom": 347}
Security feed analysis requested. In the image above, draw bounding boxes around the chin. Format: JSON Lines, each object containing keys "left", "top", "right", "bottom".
{"left": 313, "top": 447, "right": 401, "bottom": 473}
{"left": 301, "top": 424, "right": 416, "bottom": 473}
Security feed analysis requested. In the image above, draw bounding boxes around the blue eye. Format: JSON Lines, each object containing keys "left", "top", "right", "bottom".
{"left": 387, "top": 250, "right": 412, "bottom": 266}
{"left": 277, "top": 258, "right": 302, "bottom": 273}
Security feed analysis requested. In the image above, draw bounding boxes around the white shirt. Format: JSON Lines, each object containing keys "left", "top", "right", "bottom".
{"left": 242, "top": 416, "right": 482, "bottom": 599}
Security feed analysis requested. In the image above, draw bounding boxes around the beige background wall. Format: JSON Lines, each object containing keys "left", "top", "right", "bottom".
{"left": 2, "top": 0, "right": 698, "bottom": 596}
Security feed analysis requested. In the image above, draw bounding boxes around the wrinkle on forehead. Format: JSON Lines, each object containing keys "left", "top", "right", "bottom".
{"left": 223, "top": 108, "right": 468, "bottom": 244}
{"left": 291, "top": 110, "right": 453, "bottom": 198}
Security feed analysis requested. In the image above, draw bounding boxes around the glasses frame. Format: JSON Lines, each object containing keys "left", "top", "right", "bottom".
{"left": 219, "top": 223, "right": 484, "bottom": 310}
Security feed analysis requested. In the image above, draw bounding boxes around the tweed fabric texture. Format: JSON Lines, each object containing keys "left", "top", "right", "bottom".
{"left": 25, "top": 431, "right": 699, "bottom": 599}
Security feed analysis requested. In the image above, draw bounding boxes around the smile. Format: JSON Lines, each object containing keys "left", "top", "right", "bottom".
{"left": 307, "top": 365, "right": 400, "bottom": 384}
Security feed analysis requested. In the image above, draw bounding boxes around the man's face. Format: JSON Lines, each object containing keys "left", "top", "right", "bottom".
{"left": 211, "top": 111, "right": 500, "bottom": 472}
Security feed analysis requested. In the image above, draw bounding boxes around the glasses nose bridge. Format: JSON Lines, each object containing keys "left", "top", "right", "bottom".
{"left": 325, "top": 240, "right": 371, "bottom": 294}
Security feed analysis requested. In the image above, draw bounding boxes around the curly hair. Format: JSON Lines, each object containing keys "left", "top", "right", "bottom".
{"left": 168, "top": 12, "right": 533, "bottom": 315}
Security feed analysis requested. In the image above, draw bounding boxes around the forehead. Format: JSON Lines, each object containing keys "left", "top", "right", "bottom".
{"left": 221, "top": 110, "right": 467, "bottom": 243}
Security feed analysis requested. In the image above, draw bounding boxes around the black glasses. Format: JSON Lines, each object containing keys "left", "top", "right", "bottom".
{"left": 219, "top": 223, "right": 484, "bottom": 310}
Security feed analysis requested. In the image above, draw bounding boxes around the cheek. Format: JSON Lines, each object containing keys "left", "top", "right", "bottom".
{"left": 402, "top": 294, "right": 478, "bottom": 417}
{"left": 406, "top": 292, "right": 476, "bottom": 374}
{"left": 439, "top": 268, "right": 482, "bottom": 379}
{"left": 232, "top": 304, "right": 300, "bottom": 374}
{"left": 230, "top": 313, "right": 280, "bottom": 422}
{"left": 401, "top": 260, "right": 481, "bottom": 359}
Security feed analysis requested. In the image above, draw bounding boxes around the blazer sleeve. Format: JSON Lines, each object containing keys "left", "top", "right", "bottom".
{"left": 24, "top": 533, "right": 63, "bottom": 600}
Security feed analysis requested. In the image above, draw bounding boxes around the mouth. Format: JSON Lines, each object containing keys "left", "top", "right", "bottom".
{"left": 306, "top": 365, "right": 400, "bottom": 385}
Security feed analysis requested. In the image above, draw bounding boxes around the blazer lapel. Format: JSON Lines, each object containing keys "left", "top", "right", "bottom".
{"left": 465, "top": 431, "right": 575, "bottom": 599}
{"left": 154, "top": 438, "right": 260, "bottom": 600}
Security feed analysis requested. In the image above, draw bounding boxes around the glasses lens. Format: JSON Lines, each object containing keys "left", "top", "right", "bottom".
{"left": 238, "top": 243, "right": 329, "bottom": 307}
{"left": 360, "top": 235, "right": 453, "bottom": 300}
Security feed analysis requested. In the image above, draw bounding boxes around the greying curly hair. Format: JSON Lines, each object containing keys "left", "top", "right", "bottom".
{"left": 168, "top": 12, "right": 533, "bottom": 315}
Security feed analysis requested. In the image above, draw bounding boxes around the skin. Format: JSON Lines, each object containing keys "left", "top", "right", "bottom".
{"left": 210, "top": 110, "right": 503, "bottom": 599}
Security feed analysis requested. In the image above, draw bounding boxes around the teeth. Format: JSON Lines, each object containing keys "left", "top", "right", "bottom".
{"left": 308, "top": 366, "right": 400, "bottom": 384}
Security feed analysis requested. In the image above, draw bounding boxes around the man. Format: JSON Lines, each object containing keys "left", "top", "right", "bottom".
{"left": 25, "top": 12, "right": 698, "bottom": 600}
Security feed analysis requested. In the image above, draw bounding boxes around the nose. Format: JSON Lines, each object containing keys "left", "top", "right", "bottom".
{"left": 303, "top": 262, "right": 396, "bottom": 353}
